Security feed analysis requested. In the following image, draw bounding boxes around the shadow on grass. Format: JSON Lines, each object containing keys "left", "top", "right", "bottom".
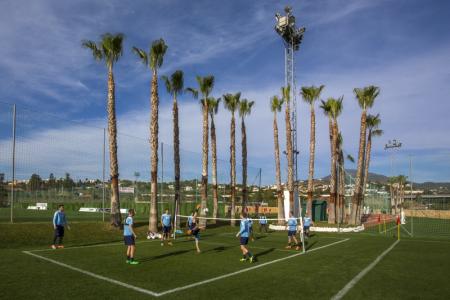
{"left": 139, "top": 249, "right": 191, "bottom": 262}
{"left": 202, "top": 245, "right": 233, "bottom": 253}
{"left": 254, "top": 247, "right": 275, "bottom": 259}
{"left": 68, "top": 239, "right": 122, "bottom": 248}
{"left": 305, "top": 240, "right": 317, "bottom": 251}
{"left": 254, "top": 235, "right": 268, "bottom": 241}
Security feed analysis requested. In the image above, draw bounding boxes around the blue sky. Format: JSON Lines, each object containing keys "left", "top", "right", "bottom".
{"left": 0, "top": 0, "right": 449, "bottom": 183}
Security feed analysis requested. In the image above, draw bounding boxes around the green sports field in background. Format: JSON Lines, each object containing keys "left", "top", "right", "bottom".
{"left": 1, "top": 216, "right": 449, "bottom": 299}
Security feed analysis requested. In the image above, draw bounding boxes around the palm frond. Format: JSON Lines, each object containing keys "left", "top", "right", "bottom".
{"left": 132, "top": 47, "right": 148, "bottom": 67}
{"left": 223, "top": 93, "right": 240, "bottom": 113}
{"left": 372, "top": 129, "right": 384, "bottom": 137}
{"left": 239, "top": 99, "right": 255, "bottom": 118}
{"left": 270, "top": 95, "right": 283, "bottom": 113}
{"left": 171, "top": 70, "right": 184, "bottom": 96}
{"left": 81, "top": 40, "right": 103, "bottom": 61}
{"left": 196, "top": 75, "right": 215, "bottom": 98}
{"left": 281, "top": 85, "right": 291, "bottom": 103}
{"left": 346, "top": 154, "right": 355, "bottom": 163}
{"left": 186, "top": 87, "right": 199, "bottom": 99}
{"left": 161, "top": 75, "right": 171, "bottom": 94}
{"left": 101, "top": 33, "right": 124, "bottom": 67}
{"left": 301, "top": 84, "right": 325, "bottom": 105}
{"left": 150, "top": 38, "right": 168, "bottom": 70}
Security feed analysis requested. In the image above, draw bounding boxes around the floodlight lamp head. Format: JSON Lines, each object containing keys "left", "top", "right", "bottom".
{"left": 284, "top": 6, "right": 292, "bottom": 14}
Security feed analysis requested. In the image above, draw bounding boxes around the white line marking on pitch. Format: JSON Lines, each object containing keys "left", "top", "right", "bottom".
{"left": 29, "top": 239, "right": 158, "bottom": 252}
{"left": 22, "top": 250, "right": 159, "bottom": 297}
{"left": 157, "top": 238, "right": 349, "bottom": 297}
{"left": 330, "top": 239, "right": 400, "bottom": 300}
{"left": 24, "top": 238, "right": 349, "bottom": 298}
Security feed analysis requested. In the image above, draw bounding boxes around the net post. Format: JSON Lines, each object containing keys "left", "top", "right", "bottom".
{"left": 10, "top": 104, "right": 16, "bottom": 224}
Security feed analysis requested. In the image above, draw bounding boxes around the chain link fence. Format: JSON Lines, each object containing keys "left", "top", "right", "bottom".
{"left": 0, "top": 102, "right": 264, "bottom": 223}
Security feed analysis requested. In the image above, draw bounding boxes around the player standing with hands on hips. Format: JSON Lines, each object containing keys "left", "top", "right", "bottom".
{"left": 124, "top": 209, "right": 139, "bottom": 264}
{"left": 51, "top": 204, "right": 70, "bottom": 249}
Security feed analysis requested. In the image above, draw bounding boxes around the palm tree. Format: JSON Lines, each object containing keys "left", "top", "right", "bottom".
{"left": 358, "top": 114, "right": 383, "bottom": 220}
{"left": 324, "top": 97, "right": 343, "bottom": 224}
{"left": 270, "top": 95, "right": 285, "bottom": 224}
{"left": 82, "top": 33, "right": 124, "bottom": 226}
{"left": 239, "top": 99, "right": 255, "bottom": 209}
{"left": 161, "top": 70, "right": 184, "bottom": 228}
{"left": 223, "top": 92, "right": 241, "bottom": 226}
{"left": 350, "top": 86, "right": 380, "bottom": 225}
{"left": 132, "top": 38, "right": 168, "bottom": 232}
{"left": 282, "top": 85, "right": 294, "bottom": 211}
{"left": 187, "top": 75, "right": 215, "bottom": 228}
{"left": 301, "top": 85, "right": 325, "bottom": 218}
{"left": 320, "top": 100, "right": 334, "bottom": 222}
{"left": 207, "top": 96, "right": 221, "bottom": 223}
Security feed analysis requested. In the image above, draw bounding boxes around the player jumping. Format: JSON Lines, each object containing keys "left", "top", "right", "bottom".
{"left": 190, "top": 211, "right": 201, "bottom": 253}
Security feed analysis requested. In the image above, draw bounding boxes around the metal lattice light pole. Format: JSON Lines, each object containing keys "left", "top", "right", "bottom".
{"left": 275, "top": 6, "right": 305, "bottom": 213}
{"left": 275, "top": 5, "right": 306, "bottom": 251}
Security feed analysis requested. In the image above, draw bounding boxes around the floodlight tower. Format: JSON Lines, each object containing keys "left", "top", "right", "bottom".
{"left": 275, "top": 6, "right": 306, "bottom": 253}
{"left": 275, "top": 6, "right": 305, "bottom": 213}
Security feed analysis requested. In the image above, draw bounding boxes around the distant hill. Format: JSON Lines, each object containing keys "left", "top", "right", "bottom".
{"left": 321, "top": 170, "right": 450, "bottom": 189}
{"left": 321, "top": 169, "right": 389, "bottom": 183}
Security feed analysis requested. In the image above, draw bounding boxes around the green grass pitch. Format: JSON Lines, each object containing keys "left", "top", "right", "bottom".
{"left": 1, "top": 218, "right": 450, "bottom": 299}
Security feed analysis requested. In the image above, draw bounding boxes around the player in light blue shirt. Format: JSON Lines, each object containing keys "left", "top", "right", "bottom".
{"left": 124, "top": 209, "right": 138, "bottom": 264}
{"left": 161, "top": 209, "right": 173, "bottom": 246}
{"left": 247, "top": 216, "right": 255, "bottom": 242}
{"left": 236, "top": 212, "right": 255, "bottom": 263}
{"left": 52, "top": 204, "right": 70, "bottom": 249}
{"left": 259, "top": 213, "right": 268, "bottom": 233}
{"left": 303, "top": 215, "right": 314, "bottom": 238}
{"left": 286, "top": 211, "right": 300, "bottom": 250}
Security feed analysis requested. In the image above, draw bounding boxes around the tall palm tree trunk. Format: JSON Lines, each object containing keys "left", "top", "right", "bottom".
{"left": 211, "top": 115, "right": 218, "bottom": 224}
{"left": 273, "top": 113, "right": 284, "bottom": 224}
{"left": 328, "top": 121, "right": 338, "bottom": 224}
{"left": 173, "top": 98, "right": 181, "bottom": 228}
{"left": 338, "top": 152, "right": 345, "bottom": 223}
{"left": 358, "top": 131, "right": 373, "bottom": 221}
{"left": 285, "top": 105, "right": 294, "bottom": 211}
{"left": 350, "top": 111, "right": 367, "bottom": 225}
{"left": 230, "top": 114, "right": 236, "bottom": 226}
{"left": 149, "top": 69, "right": 159, "bottom": 232}
{"left": 306, "top": 105, "right": 315, "bottom": 219}
{"left": 200, "top": 102, "right": 209, "bottom": 228}
{"left": 107, "top": 67, "right": 121, "bottom": 226}
{"left": 241, "top": 118, "right": 248, "bottom": 209}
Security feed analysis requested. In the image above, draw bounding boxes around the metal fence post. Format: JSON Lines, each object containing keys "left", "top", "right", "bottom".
{"left": 102, "top": 128, "right": 106, "bottom": 222}
{"left": 10, "top": 104, "right": 16, "bottom": 223}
